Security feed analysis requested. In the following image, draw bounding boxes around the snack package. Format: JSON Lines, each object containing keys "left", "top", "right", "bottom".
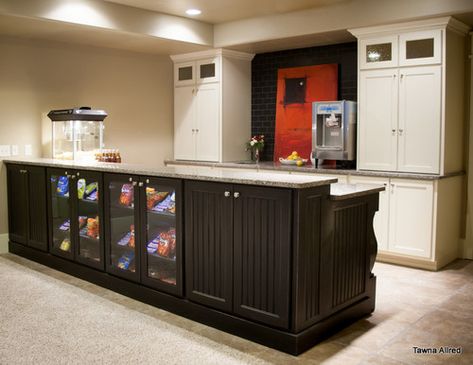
{"left": 87, "top": 217, "right": 99, "bottom": 239}
{"left": 84, "top": 182, "right": 98, "bottom": 199}
{"left": 59, "top": 219, "right": 70, "bottom": 231}
{"left": 77, "top": 179, "right": 86, "bottom": 199}
{"left": 147, "top": 240, "right": 159, "bottom": 254}
{"left": 119, "top": 184, "right": 134, "bottom": 207}
{"left": 117, "top": 225, "right": 134, "bottom": 247}
{"left": 157, "top": 228, "right": 176, "bottom": 258}
{"left": 56, "top": 176, "right": 69, "bottom": 197}
{"left": 85, "top": 190, "right": 98, "bottom": 201}
{"left": 59, "top": 238, "right": 71, "bottom": 252}
{"left": 146, "top": 189, "right": 168, "bottom": 210}
{"left": 117, "top": 251, "right": 134, "bottom": 270}
{"left": 78, "top": 216, "right": 87, "bottom": 229}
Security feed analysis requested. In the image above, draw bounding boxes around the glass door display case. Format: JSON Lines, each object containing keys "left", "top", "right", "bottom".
{"left": 104, "top": 174, "right": 141, "bottom": 282}
{"left": 48, "top": 169, "right": 74, "bottom": 260}
{"left": 140, "top": 177, "right": 182, "bottom": 296}
{"left": 48, "top": 168, "right": 105, "bottom": 268}
{"left": 75, "top": 171, "right": 104, "bottom": 269}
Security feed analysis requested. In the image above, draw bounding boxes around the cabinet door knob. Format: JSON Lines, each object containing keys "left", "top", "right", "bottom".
{"left": 129, "top": 177, "right": 133, "bottom": 182}
{"left": 392, "top": 129, "right": 396, "bottom": 134}
{"left": 138, "top": 182, "right": 143, "bottom": 187}
{"left": 195, "top": 129, "right": 199, "bottom": 132}
{"left": 224, "top": 191, "right": 230, "bottom": 197}
{"left": 146, "top": 179, "right": 150, "bottom": 184}
{"left": 398, "top": 129, "right": 404, "bottom": 135}
{"left": 132, "top": 181, "right": 137, "bottom": 186}
{"left": 234, "top": 192, "right": 240, "bottom": 198}
{"left": 192, "top": 129, "right": 195, "bottom": 132}
{"left": 71, "top": 175, "right": 76, "bottom": 180}
{"left": 76, "top": 172, "right": 80, "bottom": 177}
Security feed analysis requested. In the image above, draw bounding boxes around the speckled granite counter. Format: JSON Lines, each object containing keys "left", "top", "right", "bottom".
{"left": 4, "top": 158, "right": 386, "bottom": 199}
{"left": 164, "top": 159, "right": 464, "bottom": 180}
{"left": 3, "top": 158, "right": 336, "bottom": 189}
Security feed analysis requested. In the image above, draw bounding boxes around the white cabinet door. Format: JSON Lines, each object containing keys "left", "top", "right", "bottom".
{"left": 359, "top": 35, "right": 399, "bottom": 69}
{"left": 399, "top": 29, "right": 442, "bottom": 67}
{"left": 359, "top": 69, "right": 399, "bottom": 171}
{"left": 174, "top": 62, "right": 195, "bottom": 86}
{"left": 398, "top": 66, "right": 441, "bottom": 174}
{"left": 195, "top": 83, "right": 220, "bottom": 161}
{"left": 196, "top": 57, "right": 219, "bottom": 84}
{"left": 174, "top": 86, "right": 196, "bottom": 160}
{"left": 348, "top": 175, "right": 390, "bottom": 251}
{"left": 388, "top": 179, "right": 433, "bottom": 258}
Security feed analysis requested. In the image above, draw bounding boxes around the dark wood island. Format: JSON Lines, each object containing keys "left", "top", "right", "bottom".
{"left": 4, "top": 158, "right": 382, "bottom": 355}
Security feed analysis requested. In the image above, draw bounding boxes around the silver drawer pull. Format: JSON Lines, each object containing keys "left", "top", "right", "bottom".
{"left": 224, "top": 191, "right": 230, "bottom": 197}
{"left": 138, "top": 182, "right": 143, "bottom": 187}
{"left": 234, "top": 192, "right": 240, "bottom": 198}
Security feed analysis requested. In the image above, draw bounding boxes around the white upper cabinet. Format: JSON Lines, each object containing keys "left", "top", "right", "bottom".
{"left": 359, "top": 35, "right": 398, "bottom": 69}
{"left": 399, "top": 29, "right": 442, "bottom": 67}
{"left": 350, "top": 17, "right": 469, "bottom": 175}
{"left": 398, "top": 66, "right": 441, "bottom": 173}
{"left": 171, "top": 49, "right": 254, "bottom": 162}
{"left": 359, "top": 69, "right": 398, "bottom": 171}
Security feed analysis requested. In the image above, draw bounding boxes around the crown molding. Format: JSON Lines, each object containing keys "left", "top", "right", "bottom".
{"left": 170, "top": 48, "right": 254, "bottom": 62}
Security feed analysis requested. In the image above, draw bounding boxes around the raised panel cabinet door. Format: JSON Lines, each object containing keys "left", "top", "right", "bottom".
{"left": 348, "top": 176, "right": 390, "bottom": 251}
{"left": 233, "top": 185, "right": 292, "bottom": 329}
{"left": 185, "top": 181, "right": 233, "bottom": 312}
{"left": 174, "top": 85, "right": 196, "bottom": 160}
{"left": 26, "top": 166, "right": 48, "bottom": 251}
{"left": 195, "top": 83, "right": 220, "bottom": 162}
{"left": 398, "top": 66, "right": 441, "bottom": 174}
{"left": 359, "top": 69, "right": 399, "bottom": 171}
{"left": 7, "top": 164, "right": 28, "bottom": 245}
{"left": 388, "top": 179, "right": 434, "bottom": 258}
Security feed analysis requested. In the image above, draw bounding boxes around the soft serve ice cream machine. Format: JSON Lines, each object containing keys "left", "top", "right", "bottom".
{"left": 311, "top": 100, "right": 356, "bottom": 166}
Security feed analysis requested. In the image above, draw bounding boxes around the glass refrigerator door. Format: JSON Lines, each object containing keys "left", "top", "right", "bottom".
{"left": 76, "top": 173, "right": 102, "bottom": 267}
{"left": 142, "top": 178, "right": 180, "bottom": 294}
{"left": 50, "top": 172, "right": 73, "bottom": 258}
{"left": 107, "top": 176, "right": 139, "bottom": 281}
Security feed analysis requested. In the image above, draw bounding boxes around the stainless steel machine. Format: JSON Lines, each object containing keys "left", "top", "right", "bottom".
{"left": 311, "top": 100, "right": 356, "bottom": 166}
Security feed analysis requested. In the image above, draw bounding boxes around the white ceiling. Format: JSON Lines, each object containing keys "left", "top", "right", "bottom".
{"left": 102, "top": 0, "right": 349, "bottom": 24}
{"left": 0, "top": 14, "right": 210, "bottom": 55}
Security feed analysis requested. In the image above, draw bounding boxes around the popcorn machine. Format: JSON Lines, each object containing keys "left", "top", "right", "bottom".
{"left": 48, "top": 107, "right": 107, "bottom": 161}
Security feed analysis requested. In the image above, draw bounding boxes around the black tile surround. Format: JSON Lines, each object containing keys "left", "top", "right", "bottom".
{"left": 251, "top": 42, "right": 357, "bottom": 161}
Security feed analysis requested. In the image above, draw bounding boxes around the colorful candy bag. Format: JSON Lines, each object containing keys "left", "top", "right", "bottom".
{"left": 85, "top": 182, "right": 98, "bottom": 200}
{"left": 77, "top": 179, "right": 86, "bottom": 199}
{"left": 117, "top": 251, "right": 134, "bottom": 270}
{"left": 59, "top": 219, "right": 70, "bottom": 231}
{"left": 119, "top": 184, "right": 134, "bottom": 206}
{"left": 59, "top": 239, "right": 71, "bottom": 252}
{"left": 56, "top": 176, "right": 69, "bottom": 197}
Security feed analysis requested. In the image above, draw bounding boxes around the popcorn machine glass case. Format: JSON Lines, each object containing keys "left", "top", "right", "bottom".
{"left": 48, "top": 107, "right": 107, "bottom": 161}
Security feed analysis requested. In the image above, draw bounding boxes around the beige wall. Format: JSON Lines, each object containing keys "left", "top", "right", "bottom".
{"left": 0, "top": 36, "right": 174, "bottom": 235}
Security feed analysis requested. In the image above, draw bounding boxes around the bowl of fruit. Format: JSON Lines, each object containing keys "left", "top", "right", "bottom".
{"left": 279, "top": 151, "right": 308, "bottom": 166}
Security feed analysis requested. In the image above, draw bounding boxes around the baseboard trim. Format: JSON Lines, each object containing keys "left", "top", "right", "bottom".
{"left": 0, "top": 234, "right": 8, "bottom": 253}
{"left": 376, "top": 251, "right": 438, "bottom": 271}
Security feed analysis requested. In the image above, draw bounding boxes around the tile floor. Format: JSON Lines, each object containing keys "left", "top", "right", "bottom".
{"left": 0, "top": 254, "right": 472, "bottom": 364}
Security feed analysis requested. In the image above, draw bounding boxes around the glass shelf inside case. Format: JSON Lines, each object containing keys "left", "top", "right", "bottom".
{"left": 109, "top": 181, "right": 136, "bottom": 273}
{"left": 145, "top": 184, "right": 177, "bottom": 286}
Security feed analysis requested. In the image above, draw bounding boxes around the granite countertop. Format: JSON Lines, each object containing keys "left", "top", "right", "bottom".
{"left": 3, "top": 157, "right": 337, "bottom": 189}
{"left": 164, "top": 159, "right": 464, "bottom": 180}
{"left": 329, "top": 183, "right": 385, "bottom": 200}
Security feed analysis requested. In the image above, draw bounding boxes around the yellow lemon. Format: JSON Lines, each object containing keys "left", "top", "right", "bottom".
{"left": 296, "top": 160, "right": 304, "bottom": 167}
{"left": 291, "top": 151, "right": 298, "bottom": 156}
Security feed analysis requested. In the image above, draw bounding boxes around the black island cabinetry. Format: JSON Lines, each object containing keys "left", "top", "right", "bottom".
{"left": 5, "top": 160, "right": 380, "bottom": 355}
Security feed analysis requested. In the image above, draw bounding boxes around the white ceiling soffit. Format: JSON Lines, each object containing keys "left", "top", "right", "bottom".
{"left": 0, "top": 0, "right": 213, "bottom": 46}
{"left": 102, "top": 0, "right": 349, "bottom": 24}
{"left": 214, "top": 0, "right": 473, "bottom": 48}
{"left": 0, "top": 14, "right": 210, "bottom": 55}
{"left": 228, "top": 30, "right": 355, "bottom": 54}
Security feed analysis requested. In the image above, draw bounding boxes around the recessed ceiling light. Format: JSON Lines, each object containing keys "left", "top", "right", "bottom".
{"left": 186, "top": 9, "right": 202, "bottom": 16}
